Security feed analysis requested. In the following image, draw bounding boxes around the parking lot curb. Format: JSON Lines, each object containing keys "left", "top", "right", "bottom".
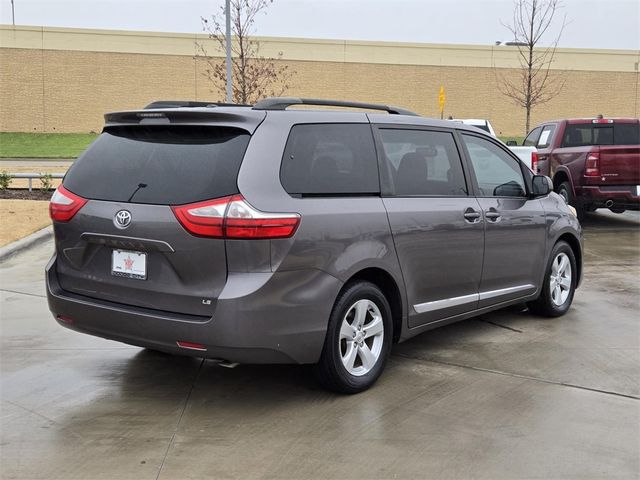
{"left": 0, "top": 225, "right": 53, "bottom": 263}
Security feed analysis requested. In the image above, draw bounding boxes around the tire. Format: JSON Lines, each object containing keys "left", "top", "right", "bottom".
{"left": 313, "top": 281, "right": 393, "bottom": 394}
{"left": 527, "top": 241, "right": 577, "bottom": 317}
{"left": 556, "top": 181, "right": 585, "bottom": 222}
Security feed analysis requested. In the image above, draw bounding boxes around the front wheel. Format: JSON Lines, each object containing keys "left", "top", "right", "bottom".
{"left": 527, "top": 241, "right": 577, "bottom": 317}
{"left": 313, "top": 281, "right": 392, "bottom": 394}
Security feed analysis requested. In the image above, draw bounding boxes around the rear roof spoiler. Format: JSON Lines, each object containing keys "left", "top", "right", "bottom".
{"left": 144, "top": 100, "right": 252, "bottom": 109}
{"left": 252, "top": 97, "right": 418, "bottom": 116}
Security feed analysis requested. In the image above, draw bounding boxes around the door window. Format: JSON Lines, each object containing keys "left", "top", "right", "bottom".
{"left": 378, "top": 129, "right": 467, "bottom": 196}
{"left": 523, "top": 127, "right": 542, "bottom": 147}
{"left": 462, "top": 134, "right": 527, "bottom": 198}
{"left": 537, "top": 125, "right": 556, "bottom": 148}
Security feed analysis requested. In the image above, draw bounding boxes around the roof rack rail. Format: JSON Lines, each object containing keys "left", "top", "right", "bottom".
{"left": 144, "top": 100, "right": 252, "bottom": 109}
{"left": 252, "top": 97, "right": 418, "bottom": 116}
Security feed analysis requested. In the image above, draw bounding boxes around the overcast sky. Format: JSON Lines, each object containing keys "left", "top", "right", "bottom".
{"left": 1, "top": 0, "right": 639, "bottom": 50}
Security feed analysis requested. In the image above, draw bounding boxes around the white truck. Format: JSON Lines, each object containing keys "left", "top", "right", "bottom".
{"left": 451, "top": 119, "right": 537, "bottom": 171}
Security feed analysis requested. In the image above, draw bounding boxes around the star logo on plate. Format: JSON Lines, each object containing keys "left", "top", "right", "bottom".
{"left": 124, "top": 256, "right": 134, "bottom": 270}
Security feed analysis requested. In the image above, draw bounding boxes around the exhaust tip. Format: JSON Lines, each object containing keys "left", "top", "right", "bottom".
{"left": 215, "top": 360, "right": 240, "bottom": 369}
{"left": 605, "top": 199, "right": 614, "bottom": 208}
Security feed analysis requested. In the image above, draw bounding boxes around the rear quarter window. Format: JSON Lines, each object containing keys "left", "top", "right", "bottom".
{"left": 280, "top": 124, "right": 379, "bottom": 196}
{"left": 63, "top": 126, "right": 250, "bottom": 205}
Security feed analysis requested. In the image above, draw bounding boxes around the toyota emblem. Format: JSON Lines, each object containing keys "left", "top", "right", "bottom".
{"left": 114, "top": 210, "right": 132, "bottom": 229}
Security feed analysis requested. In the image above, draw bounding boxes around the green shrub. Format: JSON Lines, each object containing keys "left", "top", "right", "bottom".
{"left": 0, "top": 171, "right": 11, "bottom": 190}
{"left": 40, "top": 172, "right": 53, "bottom": 192}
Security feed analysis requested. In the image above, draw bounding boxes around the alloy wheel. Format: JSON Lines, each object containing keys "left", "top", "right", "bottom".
{"left": 338, "top": 299, "right": 384, "bottom": 376}
{"left": 550, "top": 252, "right": 572, "bottom": 306}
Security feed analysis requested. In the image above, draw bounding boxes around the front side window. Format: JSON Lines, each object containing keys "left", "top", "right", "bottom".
{"left": 280, "top": 124, "right": 379, "bottom": 196}
{"left": 537, "top": 125, "right": 556, "bottom": 148}
{"left": 462, "top": 134, "right": 526, "bottom": 198}
{"left": 523, "top": 127, "right": 542, "bottom": 147}
{"left": 378, "top": 129, "right": 467, "bottom": 196}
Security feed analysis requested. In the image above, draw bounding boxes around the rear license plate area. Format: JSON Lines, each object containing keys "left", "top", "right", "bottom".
{"left": 111, "top": 249, "right": 147, "bottom": 280}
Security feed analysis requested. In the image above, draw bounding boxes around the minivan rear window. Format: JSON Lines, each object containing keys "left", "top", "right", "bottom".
{"left": 562, "top": 123, "right": 640, "bottom": 147}
{"left": 63, "top": 126, "right": 250, "bottom": 205}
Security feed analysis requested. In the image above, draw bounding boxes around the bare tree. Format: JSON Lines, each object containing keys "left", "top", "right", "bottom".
{"left": 497, "top": 0, "right": 567, "bottom": 133}
{"left": 196, "top": 0, "right": 294, "bottom": 104}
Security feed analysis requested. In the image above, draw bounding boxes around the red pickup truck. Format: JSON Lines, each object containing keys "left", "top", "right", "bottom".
{"left": 523, "top": 117, "right": 640, "bottom": 220}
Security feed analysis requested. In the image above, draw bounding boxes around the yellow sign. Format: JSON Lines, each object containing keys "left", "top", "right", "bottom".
{"left": 438, "top": 86, "right": 446, "bottom": 113}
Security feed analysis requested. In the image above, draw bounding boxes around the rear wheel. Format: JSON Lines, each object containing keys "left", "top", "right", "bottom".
{"left": 527, "top": 241, "right": 577, "bottom": 317}
{"left": 557, "top": 181, "right": 584, "bottom": 221}
{"left": 314, "top": 281, "right": 392, "bottom": 394}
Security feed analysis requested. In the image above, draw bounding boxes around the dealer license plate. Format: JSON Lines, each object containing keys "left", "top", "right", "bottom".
{"left": 112, "top": 249, "right": 147, "bottom": 280}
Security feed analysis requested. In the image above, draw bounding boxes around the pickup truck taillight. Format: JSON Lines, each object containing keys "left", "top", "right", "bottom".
{"left": 531, "top": 151, "right": 539, "bottom": 173}
{"left": 584, "top": 152, "right": 600, "bottom": 177}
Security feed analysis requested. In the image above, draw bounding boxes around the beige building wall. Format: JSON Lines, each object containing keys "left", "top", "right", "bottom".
{"left": 1, "top": 25, "right": 638, "bottom": 136}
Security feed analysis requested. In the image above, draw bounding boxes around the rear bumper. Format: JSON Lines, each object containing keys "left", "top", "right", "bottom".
{"left": 46, "top": 255, "right": 341, "bottom": 364}
{"left": 577, "top": 185, "right": 640, "bottom": 210}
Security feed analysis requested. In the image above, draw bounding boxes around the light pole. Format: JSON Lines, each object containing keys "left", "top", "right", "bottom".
{"left": 225, "top": 0, "right": 232, "bottom": 103}
{"left": 11, "top": 0, "right": 15, "bottom": 26}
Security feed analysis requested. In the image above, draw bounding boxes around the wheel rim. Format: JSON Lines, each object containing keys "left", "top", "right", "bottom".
{"left": 559, "top": 188, "right": 570, "bottom": 204}
{"left": 550, "top": 252, "right": 572, "bottom": 307}
{"left": 339, "top": 299, "right": 384, "bottom": 377}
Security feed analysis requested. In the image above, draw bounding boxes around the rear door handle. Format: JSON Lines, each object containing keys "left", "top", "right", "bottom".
{"left": 463, "top": 208, "right": 482, "bottom": 223}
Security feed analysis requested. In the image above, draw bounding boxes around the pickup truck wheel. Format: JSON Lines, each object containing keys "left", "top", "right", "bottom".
{"left": 527, "top": 241, "right": 577, "bottom": 317}
{"left": 557, "top": 181, "right": 584, "bottom": 221}
{"left": 313, "top": 281, "right": 392, "bottom": 394}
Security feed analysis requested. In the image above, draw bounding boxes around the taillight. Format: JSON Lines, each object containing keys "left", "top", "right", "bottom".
{"left": 171, "top": 195, "right": 300, "bottom": 239}
{"left": 49, "top": 185, "right": 87, "bottom": 222}
{"left": 531, "top": 151, "right": 539, "bottom": 173}
{"left": 584, "top": 152, "right": 600, "bottom": 177}
{"left": 171, "top": 196, "right": 229, "bottom": 237}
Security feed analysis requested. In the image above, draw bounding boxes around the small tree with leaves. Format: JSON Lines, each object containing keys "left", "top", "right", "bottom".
{"left": 497, "top": 0, "right": 567, "bottom": 133}
{"left": 196, "top": 0, "right": 294, "bottom": 104}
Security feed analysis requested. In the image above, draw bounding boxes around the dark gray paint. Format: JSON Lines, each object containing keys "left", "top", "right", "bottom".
{"left": 47, "top": 105, "right": 583, "bottom": 364}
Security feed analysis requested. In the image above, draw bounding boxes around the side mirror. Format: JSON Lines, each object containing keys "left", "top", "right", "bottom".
{"left": 532, "top": 175, "right": 553, "bottom": 197}
{"left": 506, "top": 140, "right": 518, "bottom": 146}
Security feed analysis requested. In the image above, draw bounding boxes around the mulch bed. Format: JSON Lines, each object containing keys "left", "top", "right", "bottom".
{"left": 0, "top": 189, "right": 53, "bottom": 201}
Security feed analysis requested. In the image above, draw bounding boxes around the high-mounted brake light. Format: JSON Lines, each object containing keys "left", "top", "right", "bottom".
{"left": 531, "top": 151, "right": 539, "bottom": 173}
{"left": 584, "top": 152, "right": 600, "bottom": 177}
{"left": 592, "top": 118, "right": 613, "bottom": 124}
{"left": 171, "top": 195, "right": 300, "bottom": 239}
{"left": 49, "top": 185, "right": 87, "bottom": 222}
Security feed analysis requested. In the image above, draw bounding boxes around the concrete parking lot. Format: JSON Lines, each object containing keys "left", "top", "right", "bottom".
{"left": 1, "top": 211, "right": 638, "bottom": 480}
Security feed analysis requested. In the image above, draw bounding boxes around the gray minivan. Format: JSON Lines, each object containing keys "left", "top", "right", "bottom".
{"left": 46, "top": 98, "right": 583, "bottom": 393}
